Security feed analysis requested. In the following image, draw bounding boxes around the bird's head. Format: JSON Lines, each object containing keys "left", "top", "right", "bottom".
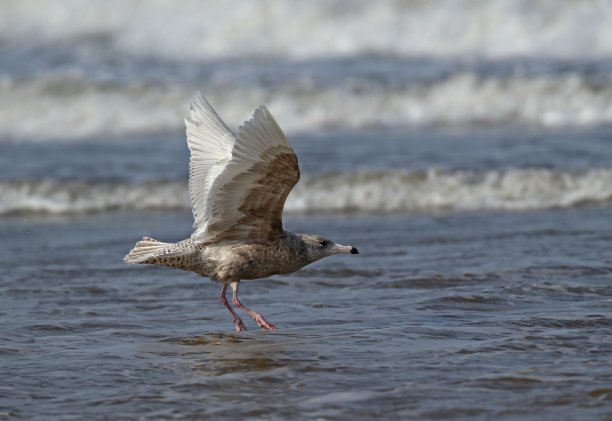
{"left": 296, "top": 233, "right": 359, "bottom": 266}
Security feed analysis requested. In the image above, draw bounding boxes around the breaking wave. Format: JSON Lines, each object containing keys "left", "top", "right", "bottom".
{"left": 3, "top": 1, "right": 612, "bottom": 140}
{"left": 3, "top": 71, "right": 612, "bottom": 140}
{"left": 3, "top": 0, "right": 612, "bottom": 59}
{"left": 3, "top": 168, "right": 612, "bottom": 216}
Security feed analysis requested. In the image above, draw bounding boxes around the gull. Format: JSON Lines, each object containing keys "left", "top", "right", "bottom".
{"left": 124, "top": 93, "right": 359, "bottom": 331}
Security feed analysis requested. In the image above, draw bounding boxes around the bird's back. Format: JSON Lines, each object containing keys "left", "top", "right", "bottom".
{"left": 202, "top": 232, "right": 301, "bottom": 281}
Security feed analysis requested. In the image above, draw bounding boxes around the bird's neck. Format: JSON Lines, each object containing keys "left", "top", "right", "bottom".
{"left": 283, "top": 230, "right": 303, "bottom": 252}
{"left": 285, "top": 231, "right": 321, "bottom": 268}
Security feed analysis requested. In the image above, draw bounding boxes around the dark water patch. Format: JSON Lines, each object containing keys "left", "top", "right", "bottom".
{"left": 501, "top": 282, "right": 612, "bottom": 302}
{"left": 588, "top": 388, "right": 612, "bottom": 400}
{"left": 419, "top": 294, "right": 510, "bottom": 311}
{"left": 512, "top": 316, "right": 612, "bottom": 329}
{"left": 415, "top": 328, "right": 472, "bottom": 340}
{"left": 261, "top": 278, "right": 291, "bottom": 287}
{"left": 193, "top": 357, "right": 290, "bottom": 377}
{"left": 525, "top": 394, "right": 578, "bottom": 408}
{"left": 414, "top": 228, "right": 590, "bottom": 247}
{"left": 133, "top": 303, "right": 170, "bottom": 311}
{"left": 469, "top": 375, "right": 545, "bottom": 390}
{"left": 420, "top": 407, "right": 490, "bottom": 420}
{"left": 520, "top": 264, "right": 612, "bottom": 279}
{"left": 291, "top": 267, "right": 379, "bottom": 279}
{"left": 565, "top": 285, "right": 612, "bottom": 296}
{"left": 457, "top": 341, "right": 541, "bottom": 355}
{"left": 169, "top": 381, "right": 216, "bottom": 393}
{"left": 24, "top": 324, "right": 76, "bottom": 333}
{"left": 382, "top": 272, "right": 499, "bottom": 289}
{"left": 78, "top": 322, "right": 146, "bottom": 330}
{"left": 526, "top": 282, "right": 612, "bottom": 297}
{"left": 306, "top": 279, "right": 360, "bottom": 288}
{"left": 159, "top": 333, "right": 262, "bottom": 348}
{"left": 21, "top": 322, "right": 145, "bottom": 335}
{"left": 83, "top": 285, "right": 108, "bottom": 295}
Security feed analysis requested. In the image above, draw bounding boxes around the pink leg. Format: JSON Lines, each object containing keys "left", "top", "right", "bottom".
{"left": 219, "top": 283, "right": 247, "bottom": 331}
{"left": 230, "top": 282, "right": 277, "bottom": 330}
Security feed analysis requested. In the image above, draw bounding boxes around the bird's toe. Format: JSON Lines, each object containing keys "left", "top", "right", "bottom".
{"left": 253, "top": 315, "right": 277, "bottom": 330}
{"left": 234, "top": 317, "right": 248, "bottom": 332}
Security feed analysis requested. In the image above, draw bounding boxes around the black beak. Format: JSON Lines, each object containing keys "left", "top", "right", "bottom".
{"left": 350, "top": 247, "right": 359, "bottom": 254}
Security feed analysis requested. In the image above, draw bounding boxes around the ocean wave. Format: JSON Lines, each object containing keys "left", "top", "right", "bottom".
{"left": 2, "top": 168, "right": 612, "bottom": 216}
{"left": 3, "top": 71, "right": 612, "bottom": 140}
{"left": 0, "top": 180, "right": 187, "bottom": 215}
{"left": 3, "top": 0, "right": 612, "bottom": 59}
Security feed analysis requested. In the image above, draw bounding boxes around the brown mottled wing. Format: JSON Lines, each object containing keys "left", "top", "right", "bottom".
{"left": 191, "top": 104, "right": 300, "bottom": 244}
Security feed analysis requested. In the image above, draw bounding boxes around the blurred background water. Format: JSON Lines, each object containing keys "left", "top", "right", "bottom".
{"left": 1, "top": 1, "right": 612, "bottom": 419}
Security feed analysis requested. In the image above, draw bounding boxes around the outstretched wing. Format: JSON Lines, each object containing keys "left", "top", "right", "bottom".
{"left": 185, "top": 93, "right": 300, "bottom": 244}
{"left": 185, "top": 93, "right": 236, "bottom": 235}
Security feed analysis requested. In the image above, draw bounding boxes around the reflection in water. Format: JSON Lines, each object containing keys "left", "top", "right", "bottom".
{"left": 161, "top": 333, "right": 292, "bottom": 377}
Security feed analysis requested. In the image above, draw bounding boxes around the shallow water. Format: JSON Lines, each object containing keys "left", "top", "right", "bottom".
{"left": 2, "top": 208, "right": 611, "bottom": 419}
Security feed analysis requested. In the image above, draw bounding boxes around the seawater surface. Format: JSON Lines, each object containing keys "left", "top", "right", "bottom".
{"left": 1, "top": 208, "right": 611, "bottom": 419}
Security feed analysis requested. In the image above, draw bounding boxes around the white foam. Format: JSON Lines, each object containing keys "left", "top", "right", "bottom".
{"left": 0, "top": 180, "right": 188, "bottom": 215}
{"left": 3, "top": 1, "right": 612, "bottom": 59}
{"left": 3, "top": 72, "right": 612, "bottom": 141}
{"left": 0, "top": 74, "right": 190, "bottom": 140}
{"left": 286, "top": 169, "right": 612, "bottom": 213}
{"left": 3, "top": 168, "right": 612, "bottom": 216}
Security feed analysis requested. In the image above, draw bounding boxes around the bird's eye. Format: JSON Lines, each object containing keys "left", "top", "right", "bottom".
{"left": 319, "top": 240, "right": 328, "bottom": 247}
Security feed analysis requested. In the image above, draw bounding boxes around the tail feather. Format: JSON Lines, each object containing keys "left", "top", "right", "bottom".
{"left": 124, "top": 236, "right": 177, "bottom": 264}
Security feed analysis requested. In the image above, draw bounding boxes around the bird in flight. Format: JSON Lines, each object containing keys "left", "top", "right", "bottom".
{"left": 125, "top": 93, "right": 358, "bottom": 331}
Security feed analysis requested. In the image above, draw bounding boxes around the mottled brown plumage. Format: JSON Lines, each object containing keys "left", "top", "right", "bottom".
{"left": 125, "top": 93, "right": 358, "bottom": 331}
